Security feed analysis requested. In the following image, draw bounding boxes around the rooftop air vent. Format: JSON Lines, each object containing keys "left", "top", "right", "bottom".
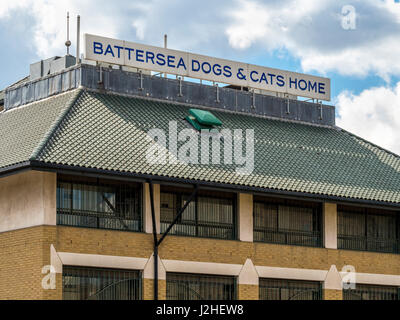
{"left": 186, "top": 108, "right": 222, "bottom": 131}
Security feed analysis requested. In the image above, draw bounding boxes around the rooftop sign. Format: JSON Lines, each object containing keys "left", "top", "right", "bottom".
{"left": 84, "top": 34, "right": 331, "bottom": 101}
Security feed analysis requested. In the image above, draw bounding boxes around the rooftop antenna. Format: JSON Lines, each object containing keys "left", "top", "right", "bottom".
{"left": 164, "top": 34, "right": 167, "bottom": 78}
{"left": 65, "top": 12, "right": 71, "bottom": 55}
{"left": 76, "top": 14, "right": 80, "bottom": 65}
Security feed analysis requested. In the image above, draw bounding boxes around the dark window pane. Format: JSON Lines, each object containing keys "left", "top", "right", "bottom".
{"left": 259, "top": 278, "right": 322, "bottom": 300}
{"left": 160, "top": 190, "right": 236, "bottom": 240}
{"left": 338, "top": 206, "right": 400, "bottom": 253}
{"left": 62, "top": 266, "right": 141, "bottom": 300}
{"left": 57, "top": 179, "right": 142, "bottom": 232}
{"left": 254, "top": 198, "right": 321, "bottom": 247}
{"left": 167, "top": 273, "right": 236, "bottom": 300}
{"left": 344, "top": 284, "right": 398, "bottom": 300}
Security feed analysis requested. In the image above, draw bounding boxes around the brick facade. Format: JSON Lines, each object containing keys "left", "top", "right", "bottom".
{"left": 2, "top": 225, "right": 400, "bottom": 299}
{"left": 238, "top": 284, "right": 259, "bottom": 300}
{"left": 324, "top": 289, "right": 343, "bottom": 300}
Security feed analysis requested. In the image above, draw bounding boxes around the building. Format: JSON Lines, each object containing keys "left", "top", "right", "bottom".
{"left": 0, "top": 49, "right": 400, "bottom": 301}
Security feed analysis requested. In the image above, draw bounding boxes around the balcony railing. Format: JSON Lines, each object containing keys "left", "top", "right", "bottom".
{"left": 166, "top": 273, "right": 236, "bottom": 300}
{"left": 57, "top": 209, "right": 141, "bottom": 232}
{"left": 57, "top": 180, "right": 142, "bottom": 232}
{"left": 343, "top": 284, "right": 399, "bottom": 300}
{"left": 338, "top": 235, "right": 400, "bottom": 254}
{"left": 259, "top": 278, "right": 322, "bottom": 300}
{"left": 254, "top": 228, "right": 322, "bottom": 247}
{"left": 63, "top": 266, "right": 142, "bottom": 300}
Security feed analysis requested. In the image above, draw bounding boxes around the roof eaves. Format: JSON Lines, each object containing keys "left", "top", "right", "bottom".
{"left": 28, "top": 160, "right": 400, "bottom": 210}
{"left": 0, "top": 161, "right": 32, "bottom": 178}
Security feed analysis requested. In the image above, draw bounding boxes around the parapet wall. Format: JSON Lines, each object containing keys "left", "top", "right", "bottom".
{"left": 4, "top": 64, "right": 335, "bottom": 126}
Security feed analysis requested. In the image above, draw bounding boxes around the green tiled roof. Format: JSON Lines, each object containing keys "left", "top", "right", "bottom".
{"left": 1, "top": 88, "right": 400, "bottom": 205}
{"left": 0, "top": 90, "right": 79, "bottom": 169}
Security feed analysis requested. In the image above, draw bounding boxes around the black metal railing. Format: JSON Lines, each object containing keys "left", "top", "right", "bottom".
{"left": 343, "top": 284, "right": 399, "bottom": 300}
{"left": 57, "top": 209, "right": 141, "bottom": 231}
{"left": 338, "top": 209, "right": 400, "bottom": 254}
{"left": 259, "top": 278, "right": 322, "bottom": 300}
{"left": 160, "top": 192, "right": 236, "bottom": 240}
{"left": 254, "top": 228, "right": 321, "bottom": 247}
{"left": 338, "top": 235, "right": 399, "bottom": 254}
{"left": 253, "top": 201, "right": 322, "bottom": 247}
{"left": 57, "top": 180, "right": 142, "bottom": 232}
{"left": 62, "top": 266, "right": 142, "bottom": 300}
{"left": 166, "top": 273, "right": 236, "bottom": 300}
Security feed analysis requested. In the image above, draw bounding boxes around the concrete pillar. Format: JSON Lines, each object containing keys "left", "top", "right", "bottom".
{"left": 323, "top": 265, "right": 343, "bottom": 300}
{"left": 143, "top": 183, "right": 160, "bottom": 234}
{"left": 238, "top": 193, "right": 253, "bottom": 242}
{"left": 238, "top": 259, "right": 259, "bottom": 300}
{"left": 323, "top": 202, "right": 337, "bottom": 249}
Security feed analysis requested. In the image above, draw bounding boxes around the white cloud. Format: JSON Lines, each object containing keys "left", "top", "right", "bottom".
{"left": 225, "top": 0, "right": 400, "bottom": 80}
{"left": 0, "top": 0, "right": 235, "bottom": 59}
{"left": 336, "top": 82, "right": 400, "bottom": 155}
{"left": 0, "top": 0, "right": 130, "bottom": 57}
{"left": 2, "top": 0, "right": 400, "bottom": 82}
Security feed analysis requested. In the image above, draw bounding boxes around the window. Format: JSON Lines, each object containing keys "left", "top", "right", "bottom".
{"left": 57, "top": 177, "right": 142, "bottom": 232}
{"left": 259, "top": 278, "right": 322, "bottom": 300}
{"left": 166, "top": 273, "right": 236, "bottom": 300}
{"left": 338, "top": 205, "right": 400, "bottom": 253}
{"left": 62, "top": 266, "right": 142, "bottom": 300}
{"left": 343, "top": 284, "right": 399, "bottom": 300}
{"left": 253, "top": 197, "right": 322, "bottom": 247}
{"left": 160, "top": 187, "right": 236, "bottom": 240}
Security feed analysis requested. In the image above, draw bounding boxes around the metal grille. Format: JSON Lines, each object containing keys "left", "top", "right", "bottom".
{"left": 160, "top": 190, "right": 236, "bottom": 240}
{"left": 259, "top": 278, "right": 322, "bottom": 300}
{"left": 167, "top": 273, "right": 236, "bottom": 300}
{"left": 253, "top": 198, "right": 322, "bottom": 247}
{"left": 62, "top": 266, "right": 142, "bottom": 300}
{"left": 338, "top": 206, "right": 400, "bottom": 253}
{"left": 343, "top": 284, "right": 399, "bottom": 300}
{"left": 57, "top": 180, "right": 142, "bottom": 232}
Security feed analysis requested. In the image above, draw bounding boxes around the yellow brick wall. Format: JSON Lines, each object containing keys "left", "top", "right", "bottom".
{"left": 0, "top": 227, "right": 57, "bottom": 299}
{"left": 2, "top": 225, "right": 400, "bottom": 299}
{"left": 143, "top": 279, "right": 166, "bottom": 300}
{"left": 238, "top": 284, "right": 258, "bottom": 300}
{"left": 324, "top": 289, "right": 343, "bottom": 300}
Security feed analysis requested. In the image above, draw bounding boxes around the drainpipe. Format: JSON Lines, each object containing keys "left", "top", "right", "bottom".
{"left": 148, "top": 180, "right": 158, "bottom": 300}
{"left": 148, "top": 180, "right": 198, "bottom": 300}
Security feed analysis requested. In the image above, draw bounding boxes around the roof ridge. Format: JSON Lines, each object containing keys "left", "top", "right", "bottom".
{"left": 337, "top": 126, "right": 400, "bottom": 159}
{"left": 29, "top": 89, "right": 83, "bottom": 161}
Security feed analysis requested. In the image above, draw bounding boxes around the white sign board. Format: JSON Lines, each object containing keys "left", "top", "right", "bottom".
{"left": 84, "top": 34, "right": 331, "bottom": 101}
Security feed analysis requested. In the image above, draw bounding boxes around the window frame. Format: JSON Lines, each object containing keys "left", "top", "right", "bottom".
{"left": 160, "top": 187, "right": 238, "bottom": 240}
{"left": 337, "top": 205, "right": 400, "bottom": 254}
{"left": 343, "top": 283, "right": 399, "bottom": 300}
{"left": 166, "top": 272, "right": 237, "bottom": 300}
{"left": 62, "top": 265, "right": 142, "bottom": 300}
{"left": 253, "top": 196, "right": 322, "bottom": 248}
{"left": 259, "top": 278, "right": 323, "bottom": 300}
{"left": 56, "top": 176, "right": 143, "bottom": 232}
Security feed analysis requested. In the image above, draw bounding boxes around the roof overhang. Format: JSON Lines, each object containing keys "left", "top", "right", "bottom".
{"left": 1, "top": 160, "right": 399, "bottom": 211}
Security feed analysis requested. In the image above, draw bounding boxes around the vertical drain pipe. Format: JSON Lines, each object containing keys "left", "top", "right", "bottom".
{"left": 148, "top": 182, "right": 198, "bottom": 300}
{"left": 148, "top": 180, "right": 158, "bottom": 300}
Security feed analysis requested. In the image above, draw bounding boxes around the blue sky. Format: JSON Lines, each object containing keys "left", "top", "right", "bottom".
{"left": 1, "top": 0, "right": 400, "bottom": 154}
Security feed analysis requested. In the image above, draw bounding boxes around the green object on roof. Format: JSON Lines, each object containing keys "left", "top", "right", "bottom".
{"left": 189, "top": 108, "right": 222, "bottom": 126}
{"left": 1, "top": 88, "right": 400, "bottom": 206}
{"left": 186, "top": 115, "right": 214, "bottom": 131}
